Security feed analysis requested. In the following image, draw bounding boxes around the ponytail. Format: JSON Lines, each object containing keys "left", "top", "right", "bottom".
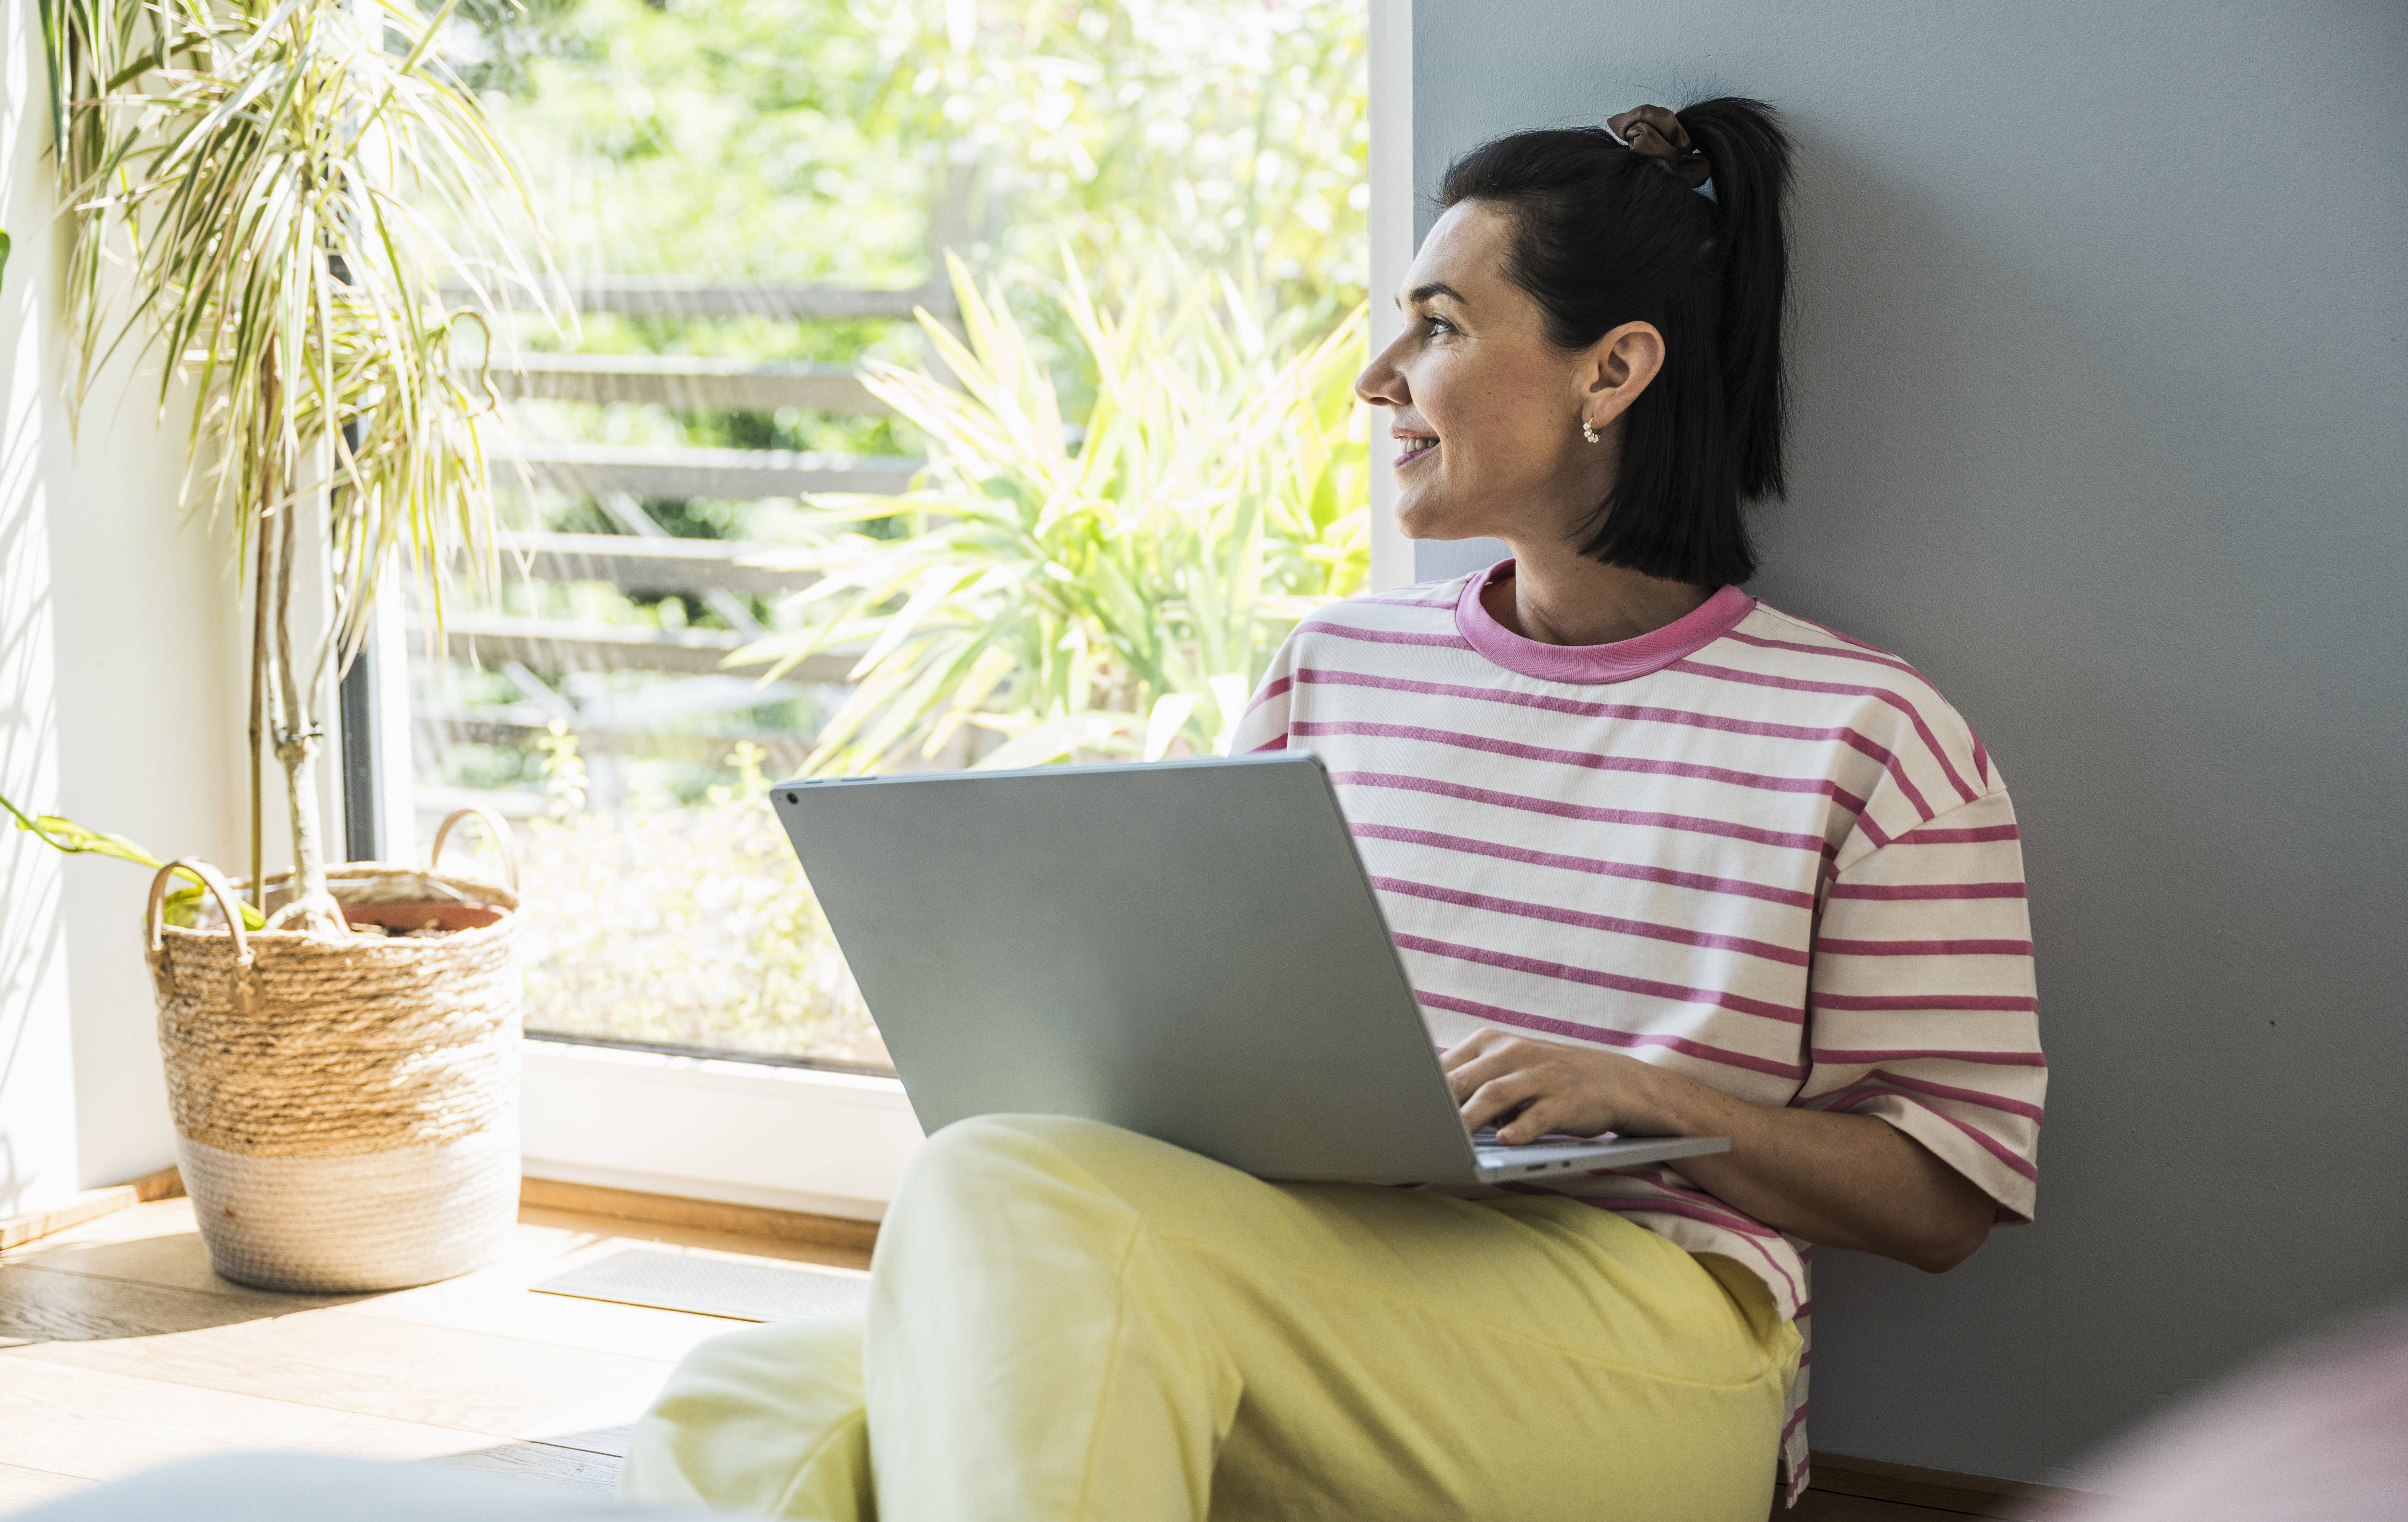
{"left": 1436, "top": 97, "right": 1794, "bottom": 585}
{"left": 1677, "top": 98, "right": 1792, "bottom": 504}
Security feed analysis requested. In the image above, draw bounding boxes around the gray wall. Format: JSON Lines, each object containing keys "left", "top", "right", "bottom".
{"left": 1411, "top": 1, "right": 2408, "bottom": 1486}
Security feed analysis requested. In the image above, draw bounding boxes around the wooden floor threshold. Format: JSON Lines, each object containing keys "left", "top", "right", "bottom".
{"left": 514, "top": 1177, "right": 879, "bottom": 1257}
{"left": 8, "top": 1166, "right": 877, "bottom": 1263}
{"left": 0, "top": 1168, "right": 185, "bottom": 1253}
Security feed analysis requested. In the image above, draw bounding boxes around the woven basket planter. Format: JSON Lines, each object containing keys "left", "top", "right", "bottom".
{"left": 144, "top": 810, "right": 526, "bottom": 1293}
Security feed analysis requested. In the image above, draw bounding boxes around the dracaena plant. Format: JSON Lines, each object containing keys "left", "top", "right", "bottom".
{"left": 45, "top": 0, "right": 553, "bottom": 930}
{"left": 732, "top": 250, "right": 1370, "bottom": 775}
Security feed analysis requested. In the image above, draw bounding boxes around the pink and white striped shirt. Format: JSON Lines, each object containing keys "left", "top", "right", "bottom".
{"left": 1228, "top": 561, "right": 2045, "bottom": 1501}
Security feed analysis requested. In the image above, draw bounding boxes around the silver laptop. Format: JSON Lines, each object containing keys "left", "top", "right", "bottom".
{"left": 769, "top": 751, "right": 1727, "bottom": 1185}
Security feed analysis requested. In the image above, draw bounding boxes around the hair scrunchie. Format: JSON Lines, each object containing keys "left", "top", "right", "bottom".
{"left": 1606, "top": 104, "right": 1712, "bottom": 190}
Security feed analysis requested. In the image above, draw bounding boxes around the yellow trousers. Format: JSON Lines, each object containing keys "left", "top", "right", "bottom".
{"left": 619, "top": 1115, "right": 1800, "bottom": 1521}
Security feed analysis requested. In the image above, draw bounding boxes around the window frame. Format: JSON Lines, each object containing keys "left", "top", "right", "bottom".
{"left": 521, "top": 1038, "right": 918, "bottom": 1219}
{"left": 1366, "top": 0, "right": 1417, "bottom": 596}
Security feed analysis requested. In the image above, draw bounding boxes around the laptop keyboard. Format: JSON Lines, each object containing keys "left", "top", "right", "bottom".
{"left": 1473, "top": 1130, "right": 1615, "bottom": 1174}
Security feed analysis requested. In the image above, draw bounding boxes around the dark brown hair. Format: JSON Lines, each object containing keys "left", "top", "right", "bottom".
{"left": 1437, "top": 98, "right": 1794, "bottom": 585}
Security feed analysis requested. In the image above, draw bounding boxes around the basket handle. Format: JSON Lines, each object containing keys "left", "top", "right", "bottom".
{"left": 430, "top": 806, "right": 520, "bottom": 895}
{"left": 145, "top": 859, "right": 254, "bottom": 1013}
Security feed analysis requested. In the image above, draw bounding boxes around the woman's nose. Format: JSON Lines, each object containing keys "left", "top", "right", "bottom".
{"left": 1356, "top": 338, "right": 1409, "bottom": 407}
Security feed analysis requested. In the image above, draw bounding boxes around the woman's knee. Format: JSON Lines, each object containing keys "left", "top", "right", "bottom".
{"left": 898, "top": 1112, "right": 1159, "bottom": 1195}
{"left": 643, "top": 1317, "right": 866, "bottom": 1434}
{"left": 885, "top": 1113, "right": 1224, "bottom": 1255}
{"left": 621, "top": 1317, "right": 869, "bottom": 1513}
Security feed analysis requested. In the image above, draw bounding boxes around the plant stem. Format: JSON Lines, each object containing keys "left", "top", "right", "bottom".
{"left": 271, "top": 492, "right": 333, "bottom": 920}
{"left": 248, "top": 492, "right": 268, "bottom": 911}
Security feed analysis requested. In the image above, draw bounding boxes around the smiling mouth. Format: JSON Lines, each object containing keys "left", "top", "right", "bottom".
{"left": 1396, "top": 437, "right": 1438, "bottom": 465}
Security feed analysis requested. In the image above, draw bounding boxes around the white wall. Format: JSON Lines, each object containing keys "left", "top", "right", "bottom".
{"left": 1409, "top": 0, "right": 2408, "bottom": 1485}
{"left": 2, "top": 0, "right": 252, "bottom": 1211}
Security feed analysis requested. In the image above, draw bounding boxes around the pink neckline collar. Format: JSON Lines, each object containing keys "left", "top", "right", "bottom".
{"left": 1453, "top": 559, "right": 1755, "bottom": 684}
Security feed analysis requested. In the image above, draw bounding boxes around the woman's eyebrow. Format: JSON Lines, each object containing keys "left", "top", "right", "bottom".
{"left": 1395, "top": 281, "right": 1468, "bottom": 309}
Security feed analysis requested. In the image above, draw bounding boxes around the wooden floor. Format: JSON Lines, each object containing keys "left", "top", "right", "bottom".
{"left": 1790, "top": 1488, "right": 2032, "bottom": 1521}
{"left": 0, "top": 1193, "right": 869, "bottom": 1512}
{"left": 1, "top": 1196, "right": 2024, "bottom": 1519}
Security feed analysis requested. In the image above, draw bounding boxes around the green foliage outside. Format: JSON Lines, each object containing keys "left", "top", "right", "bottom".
{"left": 738, "top": 252, "right": 1370, "bottom": 774}
{"left": 510, "top": 735, "right": 880, "bottom": 1064}
{"left": 420, "top": 0, "right": 1370, "bottom": 1061}
{"left": 460, "top": 0, "right": 1367, "bottom": 319}
{"left": 450, "top": 0, "right": 1367, "bottom": 468}
{"left": 421, "top": 0, "right": 1373, "bottom": 779}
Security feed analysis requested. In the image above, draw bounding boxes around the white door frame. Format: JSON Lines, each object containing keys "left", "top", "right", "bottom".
{"left": 1367, "top": 0, "right": 1416, "bottom": 593}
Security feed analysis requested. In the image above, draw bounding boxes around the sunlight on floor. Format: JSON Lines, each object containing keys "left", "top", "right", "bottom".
{"left": 0, "top": 1194, "right": 870, "bottom": 1509}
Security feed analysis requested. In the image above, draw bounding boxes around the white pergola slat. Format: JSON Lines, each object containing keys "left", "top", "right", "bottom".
{"left": 486, "top": 354, "right": 891, "bottom": 414}
{"left": 445, "top": 277, "right": 955, "bottom": 321}
{"left": 412, "top": 702, "right": 816, "bottom": 765}
{"left": 411, "top": 612, "right": 858, "bottom": 682}
{"left": 464, "top": 531, "right": 821, "bottom": 599}
{"left": 495, "top": 442, "right": 923, "bottom": 500}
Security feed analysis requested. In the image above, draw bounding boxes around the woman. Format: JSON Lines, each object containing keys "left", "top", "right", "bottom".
{"left": 620, "top": 99, "right": 2044, "bottom": 1521}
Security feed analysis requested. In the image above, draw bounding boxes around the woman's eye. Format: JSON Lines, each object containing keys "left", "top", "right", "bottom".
{"left": 1422, "top": 314, "right": 1455, "bottom": 336}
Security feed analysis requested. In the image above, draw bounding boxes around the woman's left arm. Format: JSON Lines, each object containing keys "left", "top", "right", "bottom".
{"left": 1443, "top": 1030, "right": 1997, "bottom": 1273}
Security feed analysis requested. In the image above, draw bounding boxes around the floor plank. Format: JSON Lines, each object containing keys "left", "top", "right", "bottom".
{"left": 0, "top": 1264, "right": 317, "bottom": 1344}
{"left": 1789, "top": 1489, "right": 1995, "bottom": 1520}
{"left": 265, "top": 1410, "right": 547, "bottom": 1463}
{"left": 337, "top": 1284, "right": 752, "bottom": 1367}
{"left": 1810, "top": 1453, "right": 2076, "bottom": 1520}
{"left": 0, "top": 1356, "right": 348, "bottom": 1482}
{"left": 535, "top": 1423, "right": 637, "bottom": 1458}
{"left": 0, "top": 1461, "right": 90, "bottom": 1510}
{"left": 3, "top": 1227, "right": 366, "bottom": 1311}
{"left": 327, "top": 1245, "right": 767, "bottom": 1365}
{"left": 6, "top": 1302, "right": 674, "bottom": 1440}
{"left": 269, "top": 1409, "right": 627, "bottom": 1484}
{"left": 428, "top": 1441, "right": 621, "bottom": 1495}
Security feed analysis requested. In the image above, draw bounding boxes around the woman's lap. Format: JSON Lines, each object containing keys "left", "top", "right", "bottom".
{"left": 621, "top": 1114, "right": 1798, "bottom": 1522}
{"left": 621, "top": 1316, "right": 874, "bottom": 1520}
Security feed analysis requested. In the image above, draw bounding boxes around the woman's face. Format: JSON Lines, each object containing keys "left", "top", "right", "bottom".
{"left": 1356, "top": 200, "right": 1657, "bottom": 548}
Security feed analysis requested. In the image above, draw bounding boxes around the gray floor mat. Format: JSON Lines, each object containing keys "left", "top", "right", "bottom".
{"left": 531, "top": 1248, "right": 871, "bottom": 1322}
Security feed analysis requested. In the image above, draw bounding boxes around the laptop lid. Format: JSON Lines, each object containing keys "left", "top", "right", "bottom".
{"left": 770, "top": 753, "right": 1485, "bottom": 1183}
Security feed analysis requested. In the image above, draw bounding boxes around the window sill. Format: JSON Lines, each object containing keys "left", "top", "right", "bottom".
{"left": 520, "top": 1037, "right": 925, "bottom": 1222}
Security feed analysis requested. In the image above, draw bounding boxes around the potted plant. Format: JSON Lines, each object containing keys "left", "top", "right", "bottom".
{"left": 22, "top": 0, "right": 557, "bottom": 1291}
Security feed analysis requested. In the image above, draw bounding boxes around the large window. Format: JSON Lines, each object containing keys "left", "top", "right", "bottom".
{"left": 401, "top": 1, "right": 1370, "bottom": 1073}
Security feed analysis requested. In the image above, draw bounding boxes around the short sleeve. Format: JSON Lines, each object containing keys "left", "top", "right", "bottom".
{"left": 1794, "top": 787, "right": 2046, "bottom": 1222}
{"left": 1226, "top": 635, "right": 1299, "bottom": 755}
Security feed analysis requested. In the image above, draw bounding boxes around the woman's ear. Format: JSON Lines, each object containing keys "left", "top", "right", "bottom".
{"left": 1580, "top": 320, "right": 1666, "bottom": 433}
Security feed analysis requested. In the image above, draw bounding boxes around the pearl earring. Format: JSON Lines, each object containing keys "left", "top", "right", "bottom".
{"left": 1581, "top": 420, "right": 1600, "bottom": 444}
